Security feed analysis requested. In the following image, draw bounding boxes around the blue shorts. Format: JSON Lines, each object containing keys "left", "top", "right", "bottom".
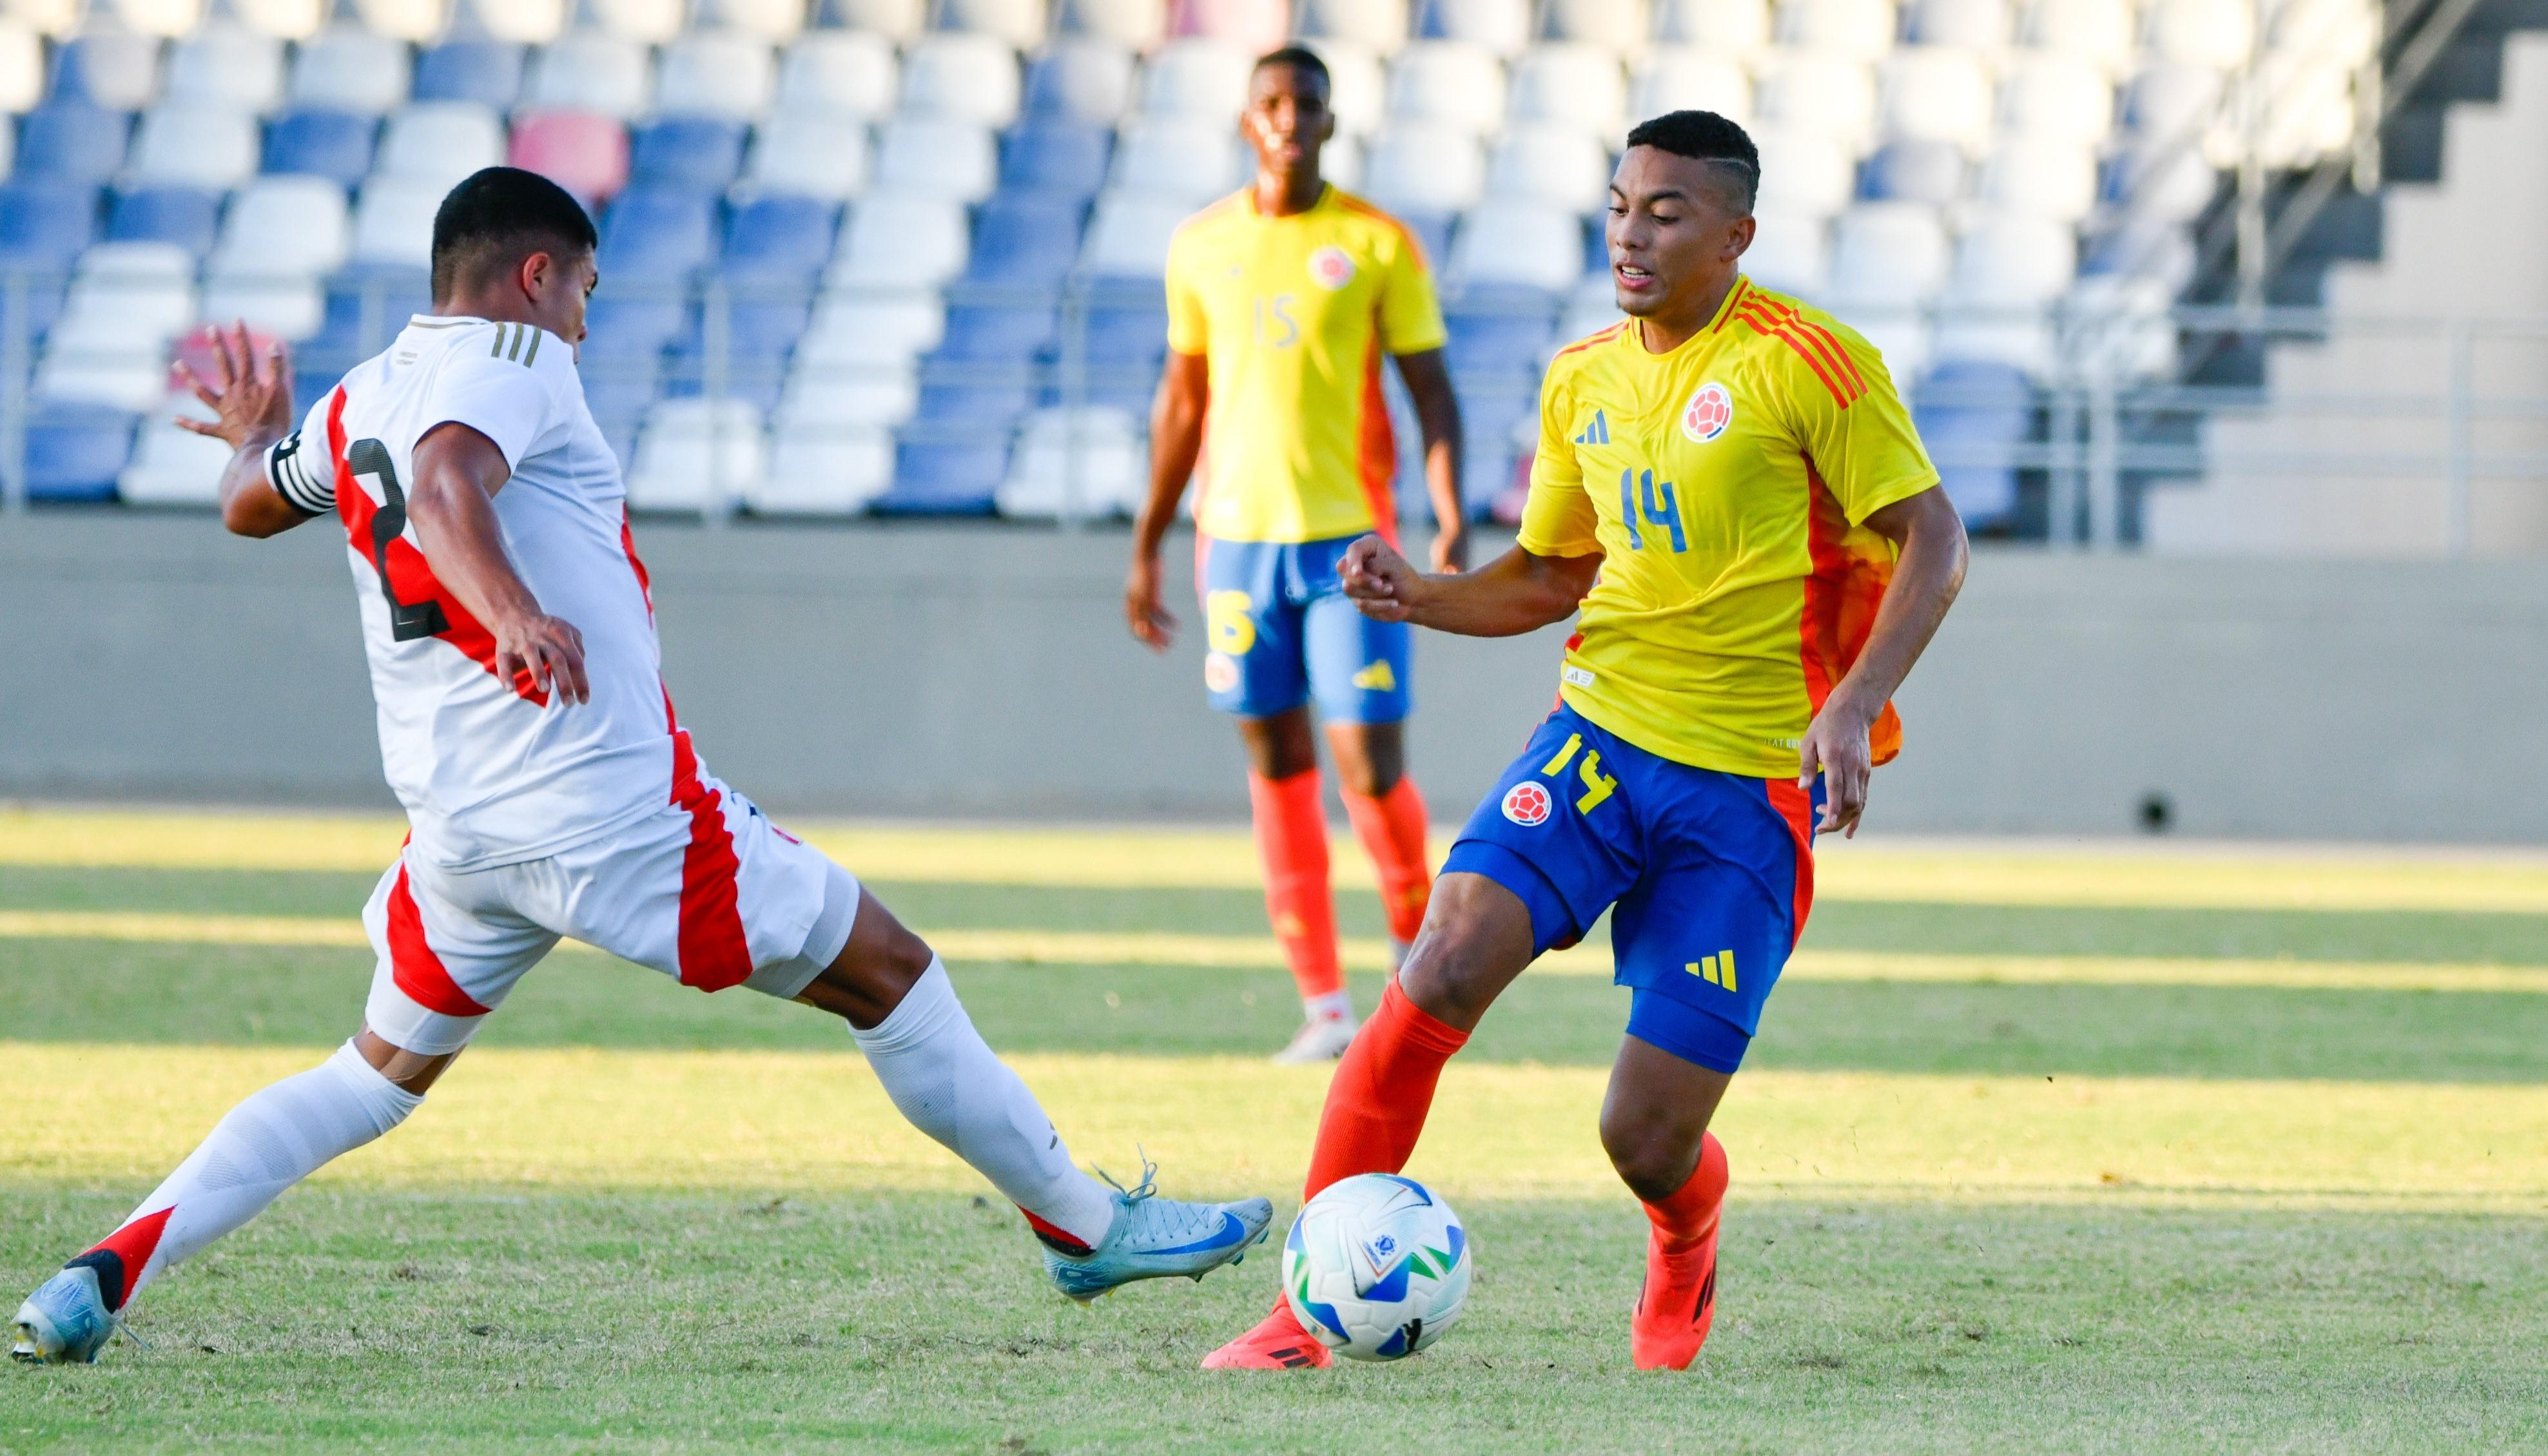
{"left": 1200, "top": 534, "right": 1412, "bottom": 724}
{"left": 1443, "top": 703, "right": 1822, "bottom": 1073}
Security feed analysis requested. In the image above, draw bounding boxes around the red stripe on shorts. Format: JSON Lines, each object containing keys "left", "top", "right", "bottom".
{"left": 387, "top": 864, "right": 491, "bottom": 1016}
{"left": 666, "top": 695, "right": 754, "bottom": 992}
{"left": 1763, "top": 781, "right": 1818, "bottom": 950}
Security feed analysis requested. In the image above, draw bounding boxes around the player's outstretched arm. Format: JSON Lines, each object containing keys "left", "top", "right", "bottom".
{"left": 1392, "top": 348, "right": 1468, "bottom": 572}
{"left": 185, "top": 322, "right": 304, "bottom": 539}
{"left": 1338, "top": 534, "right": 1600, "bottom": 638}
{"left": 1796, "top": 484, "right": 1969, "bottom": 838}
{"left": 1126, "top": 349, "right": 1209, "bottom": 652}
{"left": 405, "top": 421, "right": 590, "bottom": 704}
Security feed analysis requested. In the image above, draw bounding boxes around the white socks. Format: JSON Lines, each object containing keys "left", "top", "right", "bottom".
{"left": 90, "top": 1040, "right": 421, "bottom": 1309}
{"left": 1305, "top": 990, "right": 1354, "bottom": 1025}
{"left": 849, "top": 959, "right": 1118, "bottom": 1252}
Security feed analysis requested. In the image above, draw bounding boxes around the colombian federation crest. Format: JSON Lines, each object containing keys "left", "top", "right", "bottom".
{"left": 1681, "top": 382, "right": 1734, "bottom": 443}
{"left": 1501, "top": 781, "right": 1553, "bottom": 826}
{"left": 1308, "top": 246, "right": 1356, "bottom": 290}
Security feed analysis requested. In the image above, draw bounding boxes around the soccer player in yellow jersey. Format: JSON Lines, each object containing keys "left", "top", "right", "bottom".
{"left": 1126, "top": 48, "right": 1466, "bottom": 1064}
{"left": 1203, "top": 112, "right": 1969, "bottom": 1371}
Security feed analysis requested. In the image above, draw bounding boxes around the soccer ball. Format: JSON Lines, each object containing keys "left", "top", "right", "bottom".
{"left": 1282, "top": 1173, "right": 1472, "bottom": 1361}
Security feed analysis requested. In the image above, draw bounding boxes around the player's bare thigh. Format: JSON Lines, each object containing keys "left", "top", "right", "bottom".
{"left": 792, "top": 884, "right": 933, "bottom": 1030}
{"left": 1235, "top": 706, "right": 1405, "bottom": 796}
{"left": 1600, "top": 1038, "right": 1733, "bottom": 1203}
{"left": 1394, "top": 870, "right": 1537, "bottom": 1031}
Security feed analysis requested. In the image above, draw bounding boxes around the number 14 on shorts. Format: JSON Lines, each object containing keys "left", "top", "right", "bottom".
{"left": 1541, "top": 732, "right": 1618, "bottom": 814}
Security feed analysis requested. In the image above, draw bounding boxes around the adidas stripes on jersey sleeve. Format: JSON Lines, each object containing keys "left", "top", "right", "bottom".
{"left": 417, "top": 323, "right": 576, "bottom": 472}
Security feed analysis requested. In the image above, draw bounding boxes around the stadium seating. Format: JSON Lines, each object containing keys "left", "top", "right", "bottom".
{"left": 0, "top": 0, "right": 2378, "bottom": 519}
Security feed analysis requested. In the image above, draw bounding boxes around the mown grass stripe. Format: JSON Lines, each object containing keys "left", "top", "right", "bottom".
{"left": 8, "top": 811, "right": 2548, "bottom": 913}
{"left": 8, "top": 1042, "right": 2543, "bottom": 1210}
{"left": 13, "top": 911, "right": 2548, "bottom": 995}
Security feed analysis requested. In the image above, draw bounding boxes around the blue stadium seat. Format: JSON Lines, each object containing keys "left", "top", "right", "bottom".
{"left": 720, "top": 195, "right": 838, "bottom": 286}
{"left": 629, "top": 117, "right": 748, "bottom": 193}
{"left": 1862, "top": 139, "right": 1966, "bottom": 207}
{"left": 263, "top": 109, "right": 378, "bottom": 187}
{"left": 583, "top": 362, "right": 659, "bottom": 466}
{"left": 17, "top": 101, "right": 131, "bottom": 183}
{"left": 879, "top": 439, "right": 1007, "bottom": 516}
{"left": 26, "top": 402, "right": 136, "bottom": 502}
{"left": 998, "top": 123, "right": 1112, "bottom": 202}
{"left": 1444, "top": 286, "right": 1557, "bottom": 371}
{"left": 307, "top": 264, "right": 432, "bottom": 363}
{"left": 1912, "top": 361, "right": 2030, "bottom": 530}
{"left": 930, "top": 301, "right": 1060, "bottom": 362}
{"left": 0, "top": 180, "right": 102, "bottom": 271}
{"left": 599, "top": 187, "right": 719, "bottom": 283}
{"left": 414, "top": 40, "right": 525, "bottom": 110}
{"left": 962, "top": 193, "right": 1086, "bottom": 292}
{"left": 665, "top": 296, "right": 808, "bottom": 413}
{"left": 1083, "top": 303, "right": 1168, "bottom": 366}
{"left": 913, "top": 374, "right": 1037, "bottom": 425}
{"left": 108, "top": 186, "right": 220, "bottom": 256}
{"left": 583, "top": 294, "right": 687, "bottom": 356}
{"left": 1400, "top": 212, "right": 1455, "bottom": 275}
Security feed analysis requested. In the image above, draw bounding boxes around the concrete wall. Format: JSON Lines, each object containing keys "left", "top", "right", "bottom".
{"left": 3, "top": 513, "right": 2540, "bottom": 842}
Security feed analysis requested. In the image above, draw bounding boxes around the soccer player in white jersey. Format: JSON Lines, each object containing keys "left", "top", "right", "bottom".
{"left": 12, "top": 168, "right": 1272, "bottom": 1365}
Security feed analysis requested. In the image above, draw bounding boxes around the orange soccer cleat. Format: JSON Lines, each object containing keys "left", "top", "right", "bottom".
{"left": 1199, "top": 1299, "right": 1333, "bottom": 1370}
{"left": 1629, "top": 1132, "right": 1729, "bottom": 1372}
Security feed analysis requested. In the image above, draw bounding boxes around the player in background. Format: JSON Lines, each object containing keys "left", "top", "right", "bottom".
{"left": 1126, "top": 48, "right": 1466, "bottom": 1064}
{"left": 12, "top": 168, "right": 1272, "bottom": 1366}
{"left": 1202, "top": 113, "right": 1969, "bottom": 1370}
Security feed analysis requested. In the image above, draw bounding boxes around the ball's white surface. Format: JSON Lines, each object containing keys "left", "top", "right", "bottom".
{"left": 1281, "top": 1172, "right": 1472, "bottom": 1361}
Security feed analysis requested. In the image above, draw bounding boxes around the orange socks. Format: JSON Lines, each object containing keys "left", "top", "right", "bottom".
{"left": 1248, "top": 768, "right": 1344, "bottom": 1007}
{"left": 1642, "top": 1132, "right": 1731, "bottom": 1257}
{"left": 1301, "top": 978, "right": 1470, "bottom": 1198}
{"left": 1342, "top": 777, "right": 1432, "bottom": 944}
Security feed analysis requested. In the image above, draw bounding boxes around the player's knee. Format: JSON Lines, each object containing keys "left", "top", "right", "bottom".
{"left": 1599, "top": 1102, "right": 1697, "bottom": 1203}
{"left": 1395, "top": 877, "right": 1528, "bottom": 1027}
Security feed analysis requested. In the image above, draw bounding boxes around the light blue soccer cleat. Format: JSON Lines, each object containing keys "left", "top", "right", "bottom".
{"left": 11, "top": 1266, "right": 122, "bottom": 1365}
{"left": 1042, "top": 1160, "right": 1274, "bottom": 1305}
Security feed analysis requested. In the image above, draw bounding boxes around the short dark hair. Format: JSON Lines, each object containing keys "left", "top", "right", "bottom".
{"left": 1252, "top": 45, "right": 1331, "bottom": 94}
{"left": 430, "top": 166, "right": 598, "bottom": 301}
{"left": 1622, "top": 110, "right": 1760, "bottom": 215}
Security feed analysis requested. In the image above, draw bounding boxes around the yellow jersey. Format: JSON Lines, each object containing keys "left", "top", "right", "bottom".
{"left": 1164, "top": 185, "right": 1448, "bottom": 544}
{"left": 1518, "top": 277, "right": 1941, "bottom": 779}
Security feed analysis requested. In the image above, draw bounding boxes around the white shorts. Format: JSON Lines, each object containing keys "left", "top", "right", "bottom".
{"left": 360, "top": 770, "right": 859, "bottom": 1056}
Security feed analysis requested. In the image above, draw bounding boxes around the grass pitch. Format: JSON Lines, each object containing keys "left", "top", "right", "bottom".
{"left": 5, "top": 815, "right": 2547, "bottom": 1451}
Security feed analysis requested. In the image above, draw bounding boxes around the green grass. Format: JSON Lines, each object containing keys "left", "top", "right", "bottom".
{"left": 5, "top": 849, "right": 2548, "bottom": 1450}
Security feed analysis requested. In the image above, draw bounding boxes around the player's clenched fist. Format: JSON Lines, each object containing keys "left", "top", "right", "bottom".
{"left": 494, "top": 611, "right": 590, "bottom": 705}
{"left": 1123, "top": 553, "right": 1177, "bottom": 652}
{"left": 1337, "top": 534, "right": 1424, "bottom": 622}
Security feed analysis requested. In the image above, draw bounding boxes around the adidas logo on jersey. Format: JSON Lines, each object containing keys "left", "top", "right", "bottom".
{"left": 1573, "top": 410, "right": 1611, "bottom": 446}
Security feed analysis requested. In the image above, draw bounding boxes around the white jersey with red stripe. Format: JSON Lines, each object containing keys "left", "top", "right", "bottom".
{"left": 266, "top": 314, "right": 674, "bottom": 873}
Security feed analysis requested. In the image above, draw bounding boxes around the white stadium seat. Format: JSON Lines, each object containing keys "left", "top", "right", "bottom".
{"left": 1776, "top": 0, "right": 1898, "bottom": 61}
{"left": 1361, "top": 122, "right": 1486, "bottom": 215}
{"left": 1878, "top": 48, "right": 1994, "bottom": 152}
{"left": 1141, "top": 37, "right": 1252, "bottom": 122}
{"left": 1630, "top": 48, "right": 1754, "bottom": 126}
{"left": 1386, "top": 42, "right": 1507, "bottom": 136}
{"left": 2247, "top": 44, "right": 2359, "bottom": 167}
{"left": 351, "top": 175, "right": 447, "bottom": 266}
{"left": 1653, "top": 0, "right": 1771, "bottom": 53}
{"left": 2022, "top": 0, "right": 2133, "bottom": 73}
{"left": 0, "top": 21, "right": 42, "bottom": 113}
{"left": 743, "top": 115, "right": 872, "bottom": 200}
{"left": 523, "top": 32, "right": 654, "bottom": 120}
{"left": 1030, "top": 38, "right": 1135, "bottom": 124}
{"left": 1544, "top": 0, "right": 1649, "bottom": 53}
{"left": 1080, "top": 190, "right": 1189, "bottom": 276}
{"left": 2114, "top": 142, "right": 2218, "bottom": 223}
{"left": 703, "top": 0, "right": 809, "bottom": 42}
{"left": 211, "top": 175, "right": 351, "bottom": 277}
{"left": 1431, "top": 0, "right": 1531, "bottom": 57}
{"left": 162, "top": 23, "right": 284, "bottom": 112}
{"left": 1750, "top": 127, "right": 1856, "bottom": 217}
{"left": 121, "top": 398, "right": 234, "bottom": 505}
{"left": 1998, "top": 53, "right": 2114, "bottom": 146}
{"left": 2146, "top": 0, "right": 2254, "bottom": 71}
{"left": 61, "top": 242, "right": 196, "bottom": 334}
{"left": 1484, "top": 123, "right": 1611, "bottom": 212}
{"left": 1450, "top": 200, "right": 1582, "bottom": 293}
{"left": 1753, "top": 52, "right": 1876, "bottom": 150}
{"left": 378, "top": 102, "right": 507, "bottom": 195}
{"left": 200, "top": 270, "right": 323, "bottom": 341}
{"left": 1321, "top": 131, "right": 1364, "bottom": 189}
{"left": 775, "top": 365, "right": 920, "bottom": 431}
{"left": 2061, "top": 269, "right": 2177, "bottom": 380}
{"left": 871, "top": 117, "right": 999, "bottom": 202}
{"left": 1949, "top": 211, "right": 2077, "bottom": 302}
{"left": 126, "top": 101, "right": 258, "bottom": 189}
{"left": 1059, "top": 0, "right": 1166, "bottom": 50}
{"left": 754, "top": 429, "right": 895, "bottom": 516}
{"left": 1508, "top": 43, "right": 1626, "bottom": 140}
{"left": 1296, "top": 0, "right": 1406, "bottom": 50}
{"left": 901, "top": 32, "right": 1023, "bottom": 128}
{"left": 287, "top": 24, "right": 411, "bottom": 115}
{"left": 1741, "top": 208, "right": 1830, "bottom": 295}
{"left": 2122, "top": 63, "right": 2226, "bottom": 150}
{"left": 235, "top": 0, "right": 326, "bottom": 40}
{"left": 36, "top": 344, "right": 170, "bottom": 411}
{"left": 627, "top": 399, "right": 767, "bottom": 513}
{"left": 1107, "top": 119, "right": 1244, "bottom": 202}
{"left": 833, "top": 0, "right": 927, "bottom": 42}
{"left": 1303, "top": 39, "right": 1386, "bottom": 137}
{"left": 940, "top": 0, "right": 1047, "bottom": 48}
{"left": 777, "top": 31, "right": 899, "bottom": 120}
{"left": 59, "top": 27, "right": 159, "bottom": 110}
{"left": 1906, "top": 0, "right": 2009, "bottom": 50}
{"left": 463, "top": 0, "right": 565, "bottom": 43}
{"left": 1975, "top": 137, "right": 2096, "bottom": 221}
{"left": 657, "top": 32, "right": 777, "bottom": 119}
{"left": 352, "top": 0, "right": 449, "bottom": 43}
{"left": 828, "top": 191, "right": 971, "bottom": 287}
{"left": 1825, "top": 200, "right": 1950, "bottom": 305}
{"left": 115, "top": 0, "right": 204, "bottom": 36}
{"left": 997, "top": 407, "right": 1144, "bottom": 519}
{"left": 592, "top": 0, "right": 685, "bottom": 43}
{"left": 799, "top": 293, "right": 946, "bottom": 367}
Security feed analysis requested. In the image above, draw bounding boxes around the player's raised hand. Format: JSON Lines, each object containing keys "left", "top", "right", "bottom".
{"left": 1797, "top": 694, "right": 1875, "bottom": 838}
{"left": 495, "top": 612, "right": 590, "bottom": 706}
{"left": 1338, "top": 534, "right": 1422, "bottom": 622}
{"left": 1125, "top": 553, "right": 1177, "bottom": 652}
{"left": 176, "top": 321, "right": 295, "bottom": 450}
